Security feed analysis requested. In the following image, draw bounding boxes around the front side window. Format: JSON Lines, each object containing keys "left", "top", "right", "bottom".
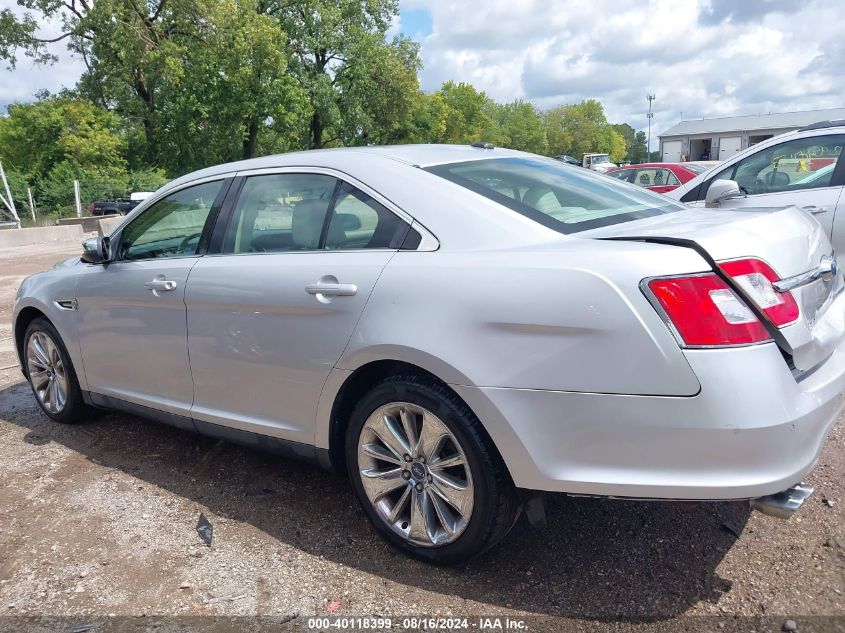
{"left": 118, "top": 180, "right": 224, "bottom": 261}
{"left": 705, "top": 134, "right": 845, "bottom": 197}
{"left": 427, "top": 157, "right": 683, "bottom": 234}
{"left": 222, "top": 173, "right": 409, "bottom": 253}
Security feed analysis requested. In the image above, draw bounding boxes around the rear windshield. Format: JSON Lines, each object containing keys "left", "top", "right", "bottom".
{"left": 426, "top": 157, "right": 684, "bottom": 234}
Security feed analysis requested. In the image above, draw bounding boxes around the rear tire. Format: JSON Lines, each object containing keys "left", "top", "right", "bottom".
{"left": 346, "top": 374, "right": 520, "bottom": 565}
{"left": 23, "top": 317, "right": 88, "bottom": 424}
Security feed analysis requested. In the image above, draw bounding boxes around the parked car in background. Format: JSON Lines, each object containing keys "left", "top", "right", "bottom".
{"left": 581, "top": 152, "right": 617, "bottom": 173}
{"left": 668, "top": 120, "right": 845, "bottom": 265}
{"left": 608, "top": 162, "right": 717, "bottom": 193}
{"left": 89, "top": 200, "right": 126, "bottom": 216}
{"left": 89, "top": 192, "right": 155, "bottom": 216}
{"left": 14, "top": 145, "right": 845, "bottom": 564}
{"left": 553, "top": 155, "right": 580, "bottom": 166}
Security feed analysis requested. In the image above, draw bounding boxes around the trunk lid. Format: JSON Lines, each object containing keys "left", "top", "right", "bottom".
{"left": 583, "top": 206, "right": 844, "bottom": 371}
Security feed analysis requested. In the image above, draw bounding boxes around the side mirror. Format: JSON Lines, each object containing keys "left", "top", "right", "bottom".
{"left": 705, "top": 179, "right": 744, "bottom": 207}
{"left": 81, "top": 236, "right": 111, "bottom": 264}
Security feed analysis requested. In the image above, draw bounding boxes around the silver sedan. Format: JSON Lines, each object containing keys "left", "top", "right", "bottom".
{"left": 13, "top": 145, "right": 845, "bottom": 564}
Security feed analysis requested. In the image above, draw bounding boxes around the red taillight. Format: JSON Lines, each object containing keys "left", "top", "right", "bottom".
{"left": 718, "top": 258, "right": 799, "bottom": 327}
{"left": 647, "top": 274, "right": 771, "bottom": 346}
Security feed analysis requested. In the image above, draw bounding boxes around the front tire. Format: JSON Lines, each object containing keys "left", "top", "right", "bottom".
{"left": 23, "top": 317, "right": 88, "bottom": 424}
{"left": 346, "top": 375, "right": 520, "bottom": 565}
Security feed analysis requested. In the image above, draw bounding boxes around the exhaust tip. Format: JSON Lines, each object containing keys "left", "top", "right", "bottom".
{"left": 750, "top": 483, "right": 814, "bottom": 520}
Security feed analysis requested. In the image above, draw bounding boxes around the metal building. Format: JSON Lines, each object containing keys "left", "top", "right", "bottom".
{"left": 658, "top": 107, "right": 845, "bottom": 163}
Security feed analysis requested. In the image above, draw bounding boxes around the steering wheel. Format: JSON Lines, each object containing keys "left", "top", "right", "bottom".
{"left": 178, "top": 232, "right": 202, "bottom": 253}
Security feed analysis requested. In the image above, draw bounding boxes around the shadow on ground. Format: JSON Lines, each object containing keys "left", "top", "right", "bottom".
{"left": 0, "top": 381, "right": 748, "bottom": 621}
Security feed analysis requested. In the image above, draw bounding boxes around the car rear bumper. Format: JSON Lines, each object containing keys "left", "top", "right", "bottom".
{"left": 453, "top": 338, "right": 845, "bottom": 500}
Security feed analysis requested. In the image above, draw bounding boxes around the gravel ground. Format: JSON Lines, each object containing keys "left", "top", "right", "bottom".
{"left": 0, "top": 242, "right": 843, "bottom": 632}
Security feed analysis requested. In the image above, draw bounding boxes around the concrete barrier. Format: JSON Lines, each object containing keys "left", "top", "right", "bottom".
{"left": 98, "top": 216, "right": 125, "bottom": 237}
{"left": 57, "top": 216, "right": 103, "bottom": 232}
{"left": 0, "top": 224, "right": 84, "bottom": 249}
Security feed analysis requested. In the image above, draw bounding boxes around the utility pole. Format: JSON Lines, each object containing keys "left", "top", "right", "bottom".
{"left": 27, "top": 187, "right": 36, "bottom": 223}
{"left": 646, "top": 94, "right": 656, "bottom": 162}
{"left": 73, "top": 180, "right": 82, "bottom": 218}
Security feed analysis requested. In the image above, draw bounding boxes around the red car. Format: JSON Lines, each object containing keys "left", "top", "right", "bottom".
{"left": 607, "top": 161, "right": 718, "bottom": 194}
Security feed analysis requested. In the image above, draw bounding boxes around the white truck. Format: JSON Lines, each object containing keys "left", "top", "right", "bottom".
{"left": 582, "top": 153, "right": 617, "bottom": 173}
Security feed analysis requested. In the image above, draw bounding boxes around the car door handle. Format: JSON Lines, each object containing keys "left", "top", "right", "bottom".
{"left": 305, "top": 282, "right": 358, "bottom": 297}
{"left": 802, "top": 205, "right": 828, "bottom": 214}
{"left": 144, "top": 279, "right": 178, "bottom": 292}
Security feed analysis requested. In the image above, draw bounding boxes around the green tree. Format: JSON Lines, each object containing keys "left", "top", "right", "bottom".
{"left": 492, "top": 100, "right": 548, "bottom": 154}
{"left": 272, "top": 0, "right": 420, "bottom": 149}
{"left": 0, "top": 97, "right": 130, "bottom": 208}
{"left": 544, "top": 99, "right": 625, "bottom": 162}
{"left": 1, "top": 0, "right": 308, "bottom": 171}
{"left": 0, "top": 98, "right": 126, "bottom": 179}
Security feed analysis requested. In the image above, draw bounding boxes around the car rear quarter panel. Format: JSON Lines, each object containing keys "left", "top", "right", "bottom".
{"left": 334, "top": 238, "right": 709, "bottom": 396}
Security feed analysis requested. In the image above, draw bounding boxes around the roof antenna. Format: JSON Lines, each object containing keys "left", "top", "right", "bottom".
{"left": 470, "top": 142, "right": 494, "bottom": 150}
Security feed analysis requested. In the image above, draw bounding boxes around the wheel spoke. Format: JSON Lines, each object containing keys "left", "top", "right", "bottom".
{"left": 54, "top": 379, "right": 66, "bottom": 410}
{"left": 361, "top": 442, "right": 402, "bottom": 465}
{"left": 408, "top": 488, "right": 435, "bottom": 545}
{"left": 49, "top": 379, "right": 60, "bottom": 413}
{"left": 399, "top": 408, "right": 418, "bottom": 454}
{"left": 428, "top": 454, "right": 465, "bottom": 471}
{"left": 388, "top": 485, "right": 412, "bottom": 524}
{"left": 430, "top": 471, "right": 473, "bottom": 518}
{"left": 29, "top": 369, "right": 50, "bottom": 391}
{"left": 372, "top": 414, "right": 411, "bottom": 459}
{"left": 360, "top": 467, "right": 406, "bottom": 502}
{"left": 416, "top": 413, "right": 447, "bottom": 461}
{"left": 429, "top": 488, "right": 458, "bottom": 536}
{"left": 30, "top": 335, "right": 50, "bottom": 367}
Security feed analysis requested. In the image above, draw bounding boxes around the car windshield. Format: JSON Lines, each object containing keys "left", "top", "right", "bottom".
{"left": 591, "top": 155, "right": 609, "bottom": 163}
{"left": 426, "top": 157, "right": 684, "bottom": 234}
{"left": 685, "top": 163, "right": 708, "bottom": 174}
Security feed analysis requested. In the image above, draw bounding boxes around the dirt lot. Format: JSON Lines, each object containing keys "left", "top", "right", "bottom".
{"left": 0, "top": 242, "right": 843, "bottom": 632}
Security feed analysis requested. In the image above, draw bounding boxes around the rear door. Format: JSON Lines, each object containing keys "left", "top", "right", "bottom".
{"left": 185, "top": 170, "right": 413, "bottom": 444}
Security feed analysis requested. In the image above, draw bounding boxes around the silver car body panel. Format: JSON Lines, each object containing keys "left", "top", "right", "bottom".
{"left": 13, "top": 144, "right": 845, "bottom": 500}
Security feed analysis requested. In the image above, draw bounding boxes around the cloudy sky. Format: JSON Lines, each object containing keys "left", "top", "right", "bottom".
{"left": 2, "top": 0, "right": 843, "bottom": 140}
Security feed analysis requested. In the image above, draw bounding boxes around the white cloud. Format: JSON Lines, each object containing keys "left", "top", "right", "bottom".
{"left": 408, "top": 0, "right": 845, "bottom": 137}
{"left": 0, "top": 0, "right": 86, "bottom": 111}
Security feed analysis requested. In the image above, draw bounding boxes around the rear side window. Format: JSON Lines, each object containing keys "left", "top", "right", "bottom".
{"left": 222, "top": 173, "right": 410, "bottom": 253}
{"left": 325, "top": 182, "right": 408, "bottom": 250}
{"left": 426, "top": 157, "right": 683, "bottom": 234}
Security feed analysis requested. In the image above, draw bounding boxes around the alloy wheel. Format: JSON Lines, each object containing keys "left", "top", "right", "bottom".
{"left": 26, "top": 331, "right": 68, "bottom": 415}
{"left": 357, "top": 402, "right": 474, "bottom": 547}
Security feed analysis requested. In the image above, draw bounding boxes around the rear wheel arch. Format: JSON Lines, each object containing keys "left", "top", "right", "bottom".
{"left": 327, "top": 360, "right": 509, "bottom": 481}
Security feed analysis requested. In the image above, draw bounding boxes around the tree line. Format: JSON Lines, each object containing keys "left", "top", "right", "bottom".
{"left": 0, "top": 0, "right": 649, "bottom": 215}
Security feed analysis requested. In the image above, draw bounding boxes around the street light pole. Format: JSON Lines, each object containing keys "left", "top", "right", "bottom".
{"left": 646, "top": 94, "right": 655, "bottom": 162}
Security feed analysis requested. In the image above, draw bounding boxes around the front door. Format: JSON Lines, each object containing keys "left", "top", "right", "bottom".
{"left": 689, "top": 133, "right": 845, "bottom": 253}
{"left": 75, "top": 179, "right": 228, "bottom": 417}
{"left": 186, "top": 171, "right": 410, "bottom": 444}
